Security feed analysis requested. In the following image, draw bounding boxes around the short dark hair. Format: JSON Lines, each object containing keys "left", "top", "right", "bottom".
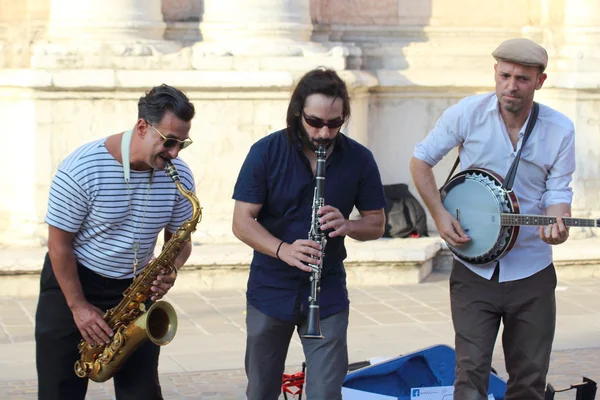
{"left": 138, "top": 84, "right": 195, "bottom": 125}
{"left": 286, "top": 68, "right": 351, "bottom": 141}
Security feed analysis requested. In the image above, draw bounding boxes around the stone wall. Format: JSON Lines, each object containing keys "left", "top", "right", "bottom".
{"left": 0, "top": 0, "right": 49, "bottom": 68}
{"left": 0, "top": 0, "right": 599, "bottom": 247}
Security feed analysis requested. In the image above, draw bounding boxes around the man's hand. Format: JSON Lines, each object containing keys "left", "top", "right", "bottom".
{"left": 434, "top": 209, "right": 471, "bottom": 247}
{"left": 279, "top": 240, "right": 322, "bottom": 273}
{"left": 319, "top": 205, "right": 352, "bottom": 238}
{"left": 539, "top": 214, "right": 570, "bottom": 245}
{"left": 151, "top": 268, "right": 177, "bottom": 301}
{"left": 71, "top": 302, "right": 113, "bottom": 346}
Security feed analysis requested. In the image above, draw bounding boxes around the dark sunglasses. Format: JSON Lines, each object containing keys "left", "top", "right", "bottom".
{"left": 302, "top": 112, "right": 345, "bottom": 129}
{"left": 149, "top": 124, "right": 193, "bottom": 149}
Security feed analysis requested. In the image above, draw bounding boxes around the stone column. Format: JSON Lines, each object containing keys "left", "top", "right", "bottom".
{"left": 559, "top": 0, "right": 600, "bottom": 72}
{"left": 32, "top": 0, "right": 180, "bottom": 68}
{"left": 47, "top": 0, "right": 165, "bottom": 41}
{"left": 194, "top": 0, "right": 356, "bottom": 69}
{"left": 199, "top": 0, "right": 313, "bottom": 56}
{"left": 556, "top": 0, "right": 600, "bottom": 231}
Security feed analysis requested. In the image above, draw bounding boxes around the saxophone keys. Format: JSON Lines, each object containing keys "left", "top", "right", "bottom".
{"left": 134, "top": 293, "right": 146, "bottom": 302}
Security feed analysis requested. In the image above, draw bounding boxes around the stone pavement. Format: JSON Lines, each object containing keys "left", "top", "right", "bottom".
{"left": 1, "top": 348, "right": 599, "bottom": 400}
{"left": 1, "top": 273, "right": 599, "bottom": 399}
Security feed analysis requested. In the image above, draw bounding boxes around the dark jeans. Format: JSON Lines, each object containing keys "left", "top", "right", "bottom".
{"left": 450, "top": 260, "right": 556, "bottom": 400}
{"left": 35, "top": 253, "right": 163, "bottom": 400}
{"left": 245, "top": 303, "right": 349, "bottom": 400}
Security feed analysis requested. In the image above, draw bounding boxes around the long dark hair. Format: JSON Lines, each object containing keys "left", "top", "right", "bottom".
{"left": 138, "top": 84, "right": 195, "bottom": 124}
{"left": 285, "top": 68, "right": 351, "bottom": 142}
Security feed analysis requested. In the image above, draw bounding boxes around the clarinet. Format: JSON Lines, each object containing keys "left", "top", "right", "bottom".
{"left": 303, "top": 144, "right": 327, "bottom": 339}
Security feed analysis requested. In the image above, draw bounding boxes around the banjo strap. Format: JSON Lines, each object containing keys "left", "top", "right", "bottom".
{"left": 442, "top": 102, "right": 540, "bottom": 190}
{"left": 443, "top": 156, "right": 461, "bottom": 187}
{"left": 502, "top": 102, "right": 539, "bottom": 190}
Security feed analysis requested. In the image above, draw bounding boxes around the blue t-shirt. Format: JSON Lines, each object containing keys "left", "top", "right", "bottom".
{"left": 232, "top": 130, "right": 386, "bottom": 322}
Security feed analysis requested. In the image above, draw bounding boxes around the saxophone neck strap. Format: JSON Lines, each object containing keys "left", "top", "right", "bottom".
{"left": 122, "top": 129, "right": 134, "bottom": 183}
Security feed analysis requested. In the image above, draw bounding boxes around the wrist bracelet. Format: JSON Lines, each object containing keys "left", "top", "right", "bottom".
{"left": 276, "top": 241, "right": 285, "bottom": 260}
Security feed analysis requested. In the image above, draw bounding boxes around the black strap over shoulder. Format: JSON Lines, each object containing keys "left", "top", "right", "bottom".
{"left": 442, "top": 102, "right": 540, "bottom": 190}
{"left": 502, "top": 102, "right": 539, "bottom": 190}
{"left": 443, "top": 156, "right": 461, "bottom": 187}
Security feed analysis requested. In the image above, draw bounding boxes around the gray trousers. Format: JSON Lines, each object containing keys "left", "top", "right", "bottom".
{"left": 245, "top": 303, "right": 349, "bottom": 400}
{"left": 450, "top": 260, "right": 556, "bottom": 400}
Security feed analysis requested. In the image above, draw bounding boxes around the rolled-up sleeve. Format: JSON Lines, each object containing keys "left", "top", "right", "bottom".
{"left": 414, "top": 104, "right": 464, "bottom": 167}
{"left": 540, "top": 127, "right": 576, "bottom": 208}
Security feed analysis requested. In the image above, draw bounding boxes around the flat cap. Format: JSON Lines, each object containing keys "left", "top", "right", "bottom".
{"left": 492, "top": 38, "right": 548, "bottom": 71}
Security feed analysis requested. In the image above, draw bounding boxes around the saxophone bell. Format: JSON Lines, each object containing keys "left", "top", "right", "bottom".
{"left": 74, "top": 301, "right": 178, "bottom": 382}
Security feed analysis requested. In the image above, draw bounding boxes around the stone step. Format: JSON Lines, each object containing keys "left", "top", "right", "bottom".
{"left": 1, "top": 237, "right": 599, "bottom": 297}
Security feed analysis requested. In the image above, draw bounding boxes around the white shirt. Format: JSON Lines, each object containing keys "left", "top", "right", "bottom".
{"left": 414, "top": 92, "right": 576, "bottom": 282}
{"left": 45, "top": 138, "right": 195, "bottom": 279}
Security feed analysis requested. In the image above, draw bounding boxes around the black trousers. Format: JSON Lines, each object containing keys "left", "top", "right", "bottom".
{"left": 35, "top": 253, "right": 163, "bottom": 400}
{"left": 450, "top": 260, "right": 556, "bottom": 400}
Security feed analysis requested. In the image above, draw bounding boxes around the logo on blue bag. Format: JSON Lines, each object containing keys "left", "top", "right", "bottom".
{"left": 412, "top": 389, "right": 420, "bottom": 397}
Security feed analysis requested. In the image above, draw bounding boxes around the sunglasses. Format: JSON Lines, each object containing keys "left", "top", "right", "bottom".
{"left": 302, "top": 112, "right": 345, "bottom": 129}
{"left": 149, "top": 124, "right": 193, "bottom": 150}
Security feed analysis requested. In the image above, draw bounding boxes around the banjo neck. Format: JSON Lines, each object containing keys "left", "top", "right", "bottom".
{"left": 500, "top": 214, "right": 599, "bottom": 228}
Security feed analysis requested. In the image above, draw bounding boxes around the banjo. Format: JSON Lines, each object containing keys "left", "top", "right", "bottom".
{"left": 439, "top": 102, "right": 598, "bottom": 265}
{"left": 439, "top": 167, "right": 599, "bottom": 265}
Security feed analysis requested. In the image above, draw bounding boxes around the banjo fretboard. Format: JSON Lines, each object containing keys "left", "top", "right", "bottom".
{"left": 501, "top": 214, "right": 599, "bottom": 228}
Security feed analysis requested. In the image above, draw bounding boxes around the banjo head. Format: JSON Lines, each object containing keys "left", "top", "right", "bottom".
{"left": 440, "top": 169, "right": 516, "bottom": 264}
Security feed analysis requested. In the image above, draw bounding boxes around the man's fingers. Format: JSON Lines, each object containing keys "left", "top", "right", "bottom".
{"left": 296, "top": 240, "right": 321, "bottom": 249}
{"left": 556, "top": 216, "right": 566, "bottom": 231}
{"left": 318, "top": 205, "right": 335, "bottom": 214}
{"left": 299, "top": 246, "right": 321, "bottom": 258}
{"left": 99, "top": 320, "right": 113, "bottom": 338}
{"left": 452, "top": 220, "right": 469, "bottom": 239}
{"left": 81, "top": 330, "right": 93, "bottom": 346}
{"left": 444, "top": 236, "right": 460, "bottom": 247}
{"left": 319, "top": 212, "right": 339, "bottom": 224}
{"left": 295, "top": 261, "right": 313, "bottom": 273}
{"left": 553, "top": 223, "right": 561, "bottom": 239}
{"left": 321, "top": 218, "right": 342, "bottom": 231}
{"left": 92, "top": 323, "right": 111, "bottom": 343}
{"left": 296, "top": 253, "right": 317, "bottom": 265}
{"left": 443, "top": 226, "right": 462, "bottom": 245}
{"left": 151, "top": 285, "right": 167, "bottom": 296}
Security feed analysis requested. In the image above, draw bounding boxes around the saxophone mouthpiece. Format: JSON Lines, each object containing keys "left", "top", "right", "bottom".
{"left": 164, "top": 160, "right": 180, "bottom": 183}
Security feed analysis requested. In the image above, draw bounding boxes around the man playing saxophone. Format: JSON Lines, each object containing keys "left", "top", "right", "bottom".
{"left": 36, "top": 84, "right": 196, "bottom": 400}
{"left": 232, "top": 68, "right": 387, "bottom": 400}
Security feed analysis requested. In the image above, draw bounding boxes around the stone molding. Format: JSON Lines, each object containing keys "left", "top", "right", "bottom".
{"left": 0, "top": 69, "right": 379, "bottom": 92}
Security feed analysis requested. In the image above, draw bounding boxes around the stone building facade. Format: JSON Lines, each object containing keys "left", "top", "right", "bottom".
{"left": 0, "top": 0, "right": 599, "bottom": 247}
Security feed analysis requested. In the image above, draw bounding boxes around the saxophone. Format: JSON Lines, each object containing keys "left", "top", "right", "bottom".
{"left": 303, "top": 144, "right": 327, "bottom": 339}
{"left": 74, "top": 160, "right": 202, "bottom": 382}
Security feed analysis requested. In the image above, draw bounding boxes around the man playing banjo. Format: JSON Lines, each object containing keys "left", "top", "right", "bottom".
{"left": 410, "top": 38, "right": 576, "bottom": 400}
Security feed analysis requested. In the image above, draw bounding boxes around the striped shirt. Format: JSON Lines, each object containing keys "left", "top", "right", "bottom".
{"left": 45, "top": 137, "right": 195, "bottom": 279}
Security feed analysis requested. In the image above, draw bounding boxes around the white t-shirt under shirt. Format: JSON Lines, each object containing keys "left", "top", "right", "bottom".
{"left": 45, "top": 137, "right": 196, "bottom": 279}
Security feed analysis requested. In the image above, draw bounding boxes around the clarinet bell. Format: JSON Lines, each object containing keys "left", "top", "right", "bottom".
{"left": 303, "top": 305, "right": 324, "bottom": 339}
